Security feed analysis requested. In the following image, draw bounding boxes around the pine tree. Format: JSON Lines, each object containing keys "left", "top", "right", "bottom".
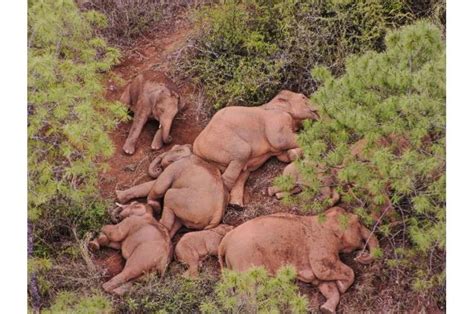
{"left": 28, "top": 0, "right": 128, "bottom": 249}
{"left": 295, "top": 21, "right": 445, "bottom": 291}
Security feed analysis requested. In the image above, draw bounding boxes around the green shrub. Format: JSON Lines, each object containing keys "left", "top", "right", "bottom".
{"left": 84, "top": 0, "right": 163, "bottom": 46}
{"left": 175, "top": 0, "right": 444, "bottom": 109}
{"left": 295, "top": 21, "right": 445, "bottom": 292}
{"left": 115, "top": 272, "right": 218, "bottom": 313}
{"left": 42, "top": 291, "right": 112, "bottom": 314}
{"left": 200, "top": 266, "right": 308, "bottom": 313}
{"left": 28, "top": 0, "right": 128, "bottom": 254}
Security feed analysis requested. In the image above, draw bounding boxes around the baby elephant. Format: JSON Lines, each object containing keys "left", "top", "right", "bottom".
{"left": 268, "top": 161, "right": 340, "bottom": 207}
{"left": 218, "top": 207, "right": 379, "bottom": 314}
{"left": 120, "top": 72, "right": 184, "bottom": 155}
{"left": 116, "top": 144, "right": 228, "bottom": 238}
{"left": 175, "top": 224, "right": 234, "bottom": 278}
{"left": 89, "top": 202, "right": 172, "bottom": 295}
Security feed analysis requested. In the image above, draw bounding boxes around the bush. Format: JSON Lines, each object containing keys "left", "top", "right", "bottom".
{"left": 83, "top": 0, "right": 163, "bottom": 46}
{"left": 28, "top": 0, "right": 128, "bottom": 255}
{"left": 174, "top": 0, "right": 444, "bottom": 109}
{"left": 42, "top": 291, "right": 112, "bottom": 314}
{"left": 200, "top": 266, "right": 308, "bottom": 313}
{"left": 115, "top": 272, "right": 218, "bottom": 313}
{"left": 294, "top": 21, "right": 445, "bottom": 293}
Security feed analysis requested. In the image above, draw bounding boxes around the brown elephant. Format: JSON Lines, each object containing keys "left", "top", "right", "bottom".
{"left": 268, "top": 161, "right": 340, "bottom": 207}
{"left": 89, "top": 202, "right": 172, "bottom": 295}
{"left": 115, "top": 144, "right": 228, "bottom": 238}
{"left": 193, "top": 90, "right": 318, "bottom": 206}
{"left": 119, "top": 72, "right": 184, "bottom": 155}
{"left": 175, "top": 224, "right": 234, "bottom": 278}
{"left": 218, "top": 207, "right": 379, "bottom": 314}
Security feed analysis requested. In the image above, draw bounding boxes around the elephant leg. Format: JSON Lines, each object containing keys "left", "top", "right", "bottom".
{"left": 111, "top": 282, "right": 134, "bottom": 296}
{"left": 276, "top": 148, "right": 303, "bottom": 163}
{"left": 318, "top": 281, "right": 340, "bottom": 314}
{"left": 116, "top": 180, "right": 156, "bottom": 203}
{"left": 229, "top": 170, "right": 250, "bottom": 206}
{"left": 159, "top": 206, "right": 180, "bottom": 237}
{"left": 151, "top": 127, "right": 164, "bottom": 151}
{"left": 123, "top": 100, "right": 149, "bottom": 155}
{"left": 102, "top": 264, "right": 142, "bottom": 293}
{"left": 103, "top": 244, "right": 158, "bottom": 293}
{"left": 177, "top": 248, "right": 200, "bottom": 278}
{"left": 310, "top": 254, "right": 355, "bottom": 293}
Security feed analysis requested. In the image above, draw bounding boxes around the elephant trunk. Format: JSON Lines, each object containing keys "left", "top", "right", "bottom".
{"left": 148, "top": 154, "right": 164, "bottom": 178}
{"left": 355, "top": 224, "right": 380, "bottom": 264}
{"left": 160, "top": 112, "right": 176, "bottom": 145}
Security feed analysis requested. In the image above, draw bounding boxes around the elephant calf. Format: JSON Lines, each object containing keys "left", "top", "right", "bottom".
{"left": 268, "top": 161, "right": 340, "bottom": 207}
{"left": 89, "top": 202, "right": 172, "bottom": 295}
{"left": 115, "top": 144, "right": 228, "bottom": 238}
{"left": 193, "top": 90, "right": 319, "bottom": 206}
{"left": 218, "top": 207, "right": 379, "bottom": 314}
{"left": 119, "top": 72, "right": 184, "bottom": 155}
{"left": 175, "top": 224, "right": 234, "bottom": 278}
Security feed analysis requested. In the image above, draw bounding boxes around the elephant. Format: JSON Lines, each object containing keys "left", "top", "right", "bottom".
{"left": 218, "top": 207, "right": 380, "bottom": 314}
{"left": 119, "top": 72, "right": 184, "bottom": 155}
{"left": 175, "top": 224, "right": 234, "bottom": 278}
{"left": 268, "top": 161, "right": 340, "bottom": 207}
{"left": 193, "top": 90, "right": 319, "bottom": 206}
{"left": 115, "top": 144, "right": 228, "bottom": 238}
{"left": 88, "top": 202, "right": 172, "bottom": 295}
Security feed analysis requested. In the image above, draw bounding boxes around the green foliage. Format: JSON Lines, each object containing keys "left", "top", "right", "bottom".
{"left": 42, "top": 291, "right": 112, "bottom": 314}
{"left": 200, "top": 266, "right": 308, "bottom": 313}
{"left": 175, "top": 0, "right": 444, "bottom": 109}
{"left": 115, "top": 273, "right": 218, "bottom": 313}
{"left": 28, "top": 0, "right": 128, "bottom": 253}
{"left": 297, "top": 21, "right": 445, "bottom": 291}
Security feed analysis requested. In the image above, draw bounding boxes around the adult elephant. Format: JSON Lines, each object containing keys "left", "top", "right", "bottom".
{"left": 193, "top": 90, "right": 319, "bottom": 206}
{"left": 218, "top": 207, "right": 380, "bottom": 314}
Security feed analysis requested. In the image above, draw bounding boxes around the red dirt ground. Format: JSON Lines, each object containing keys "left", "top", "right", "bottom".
{"left": 94, "top": 10, "right": 443, "bottom": 314}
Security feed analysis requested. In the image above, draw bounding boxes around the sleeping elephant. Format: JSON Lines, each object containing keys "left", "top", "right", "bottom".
{"left": 89, "top": 202, "right": 172, "bottom": 295}
{"left": 193, "top": 90, "right": 318, "bottom": 206}
{"left": 218, "top": 207, "right": 380, "bottom": 314}
{"left": 115, "top": 144, "right": 228, "bottom": 238}
{"left": 268, "top": 160, "right": 340, "bottom": 207}
{"left": 119, "top": 72, "right": 184, "bottom": 155}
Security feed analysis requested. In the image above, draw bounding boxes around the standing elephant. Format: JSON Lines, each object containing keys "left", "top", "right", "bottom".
{"left": 119, "top": 72, "right": 184, "bottom": 155}
{"left": 193, "top": 90, "right": 318, "bottom": 206}
{"left": 218, "top": 207, "right": 379, "bottom": 314}
{"left": 115, "top": 144, "right": 228, "bottom": 238}
{"left": 89, "top": 202, "right": 172, "bottom": 295}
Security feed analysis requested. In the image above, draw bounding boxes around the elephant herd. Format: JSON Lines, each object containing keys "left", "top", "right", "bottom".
{"left": 89, "top": 73, "right": 380, "bottom": 313}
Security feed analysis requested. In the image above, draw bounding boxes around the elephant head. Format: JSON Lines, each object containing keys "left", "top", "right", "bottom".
{"left": 148, "top": 144, "right": 193, "bottom": 178}
{"left": 323, "top": 207, "right": 380, "bottom": 264}
{"left": 115, "top": 201, "right": 154, "bottom": 220}
{"left": 263, "top": 90, "right": 319, "bottom": 122}
{"left": 150, "top": 87, "right": 182, "bottom": 146}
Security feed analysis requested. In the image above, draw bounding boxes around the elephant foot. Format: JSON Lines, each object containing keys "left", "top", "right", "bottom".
{"left": 182, "top": 269, "right": 198, "bottom": 279}
{"left": 88, "top": 240, "right": 100, "bottom": 252}
{"left": 354, "top": 251, "right": 374, "bottom": 265}
{"left": 151, "top": 141, "right": 164, "bottom": 151}
{"left": 227, "top": 203, "right": 245, "bottom": 211}
{"left": 163, "top": 135, "right": 173, "bottom": 144}
{"left": 122, "top": 141, "right": 136, "bottom": 155}
{"left": 320, "top": 303, "right": 336, "bottom": 314}
{"left": 111, "top": 282, "right": 133, "bottom": 296}
{"left": 115, "top": 190, "right": 129, "bottom": 204}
